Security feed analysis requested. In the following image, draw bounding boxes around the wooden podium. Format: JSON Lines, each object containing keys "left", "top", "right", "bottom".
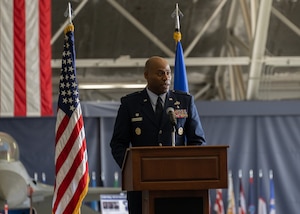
{"left": 122, "top": 146, "right": 228, "bottom": 214}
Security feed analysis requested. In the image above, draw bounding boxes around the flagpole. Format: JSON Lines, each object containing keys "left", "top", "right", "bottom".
{"left": 269, "top": 170, "right": 276, "bottom": 214}
{"left": 269, "top": 169, "right": 273, "bottom": 179}
{"left": 248, "top": 169, "right": 255, "bottom": 214}
{"left": 258, "top": 169, "right": 267, "bottom": 214}
{"left": 64, "top": 3, "right": 75, "bottom": 36}
{"left": 172, "top": 3, "right": 183, "bottom": 44}
{"left": 68, "top": 2, "right": 72, "bottom": 24}
{"left": 227, "top": 170, "right": 236, "bottom": 214}
{"left": 51, "top": 0, "right": 88, "bottom": 45}
{"left": 172, "top": 3, "right": 189, "bottom": 93}
{"left": 238, "top": 169, "right": 247, "bottom": 214}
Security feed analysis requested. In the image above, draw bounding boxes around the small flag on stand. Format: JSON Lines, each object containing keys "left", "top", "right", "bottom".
{"left": 4, "top": 203, "right": 8, "bottom": 214}
{"left": 227, "top": 171, "right": 236, "bottom": 214}
{"left": 269, "top": 170, "right": 276, "bottom": 214}
{"left": 90, "top": 171, "right": 99, "bottom": 211}
{"left": 258, "top": 170, "right": 267, "bottom": 214}
{"left": 248, "top": 170, "right": 256, "bottom": 214}
{"left": 172, "top": 3, "right": 189, "bottom": 93}
{"left": 214, "top": 189, "right": 225, "bottom": 214}
{"left": 238, "top": 170, "right": 246, "bottom": 214}
{"left": 52, "top": 4, "right": 89, "bottom": 214}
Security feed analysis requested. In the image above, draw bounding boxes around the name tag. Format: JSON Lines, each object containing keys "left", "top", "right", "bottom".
{"left": 131, "top": 117, "right": 143, "bottom": 122}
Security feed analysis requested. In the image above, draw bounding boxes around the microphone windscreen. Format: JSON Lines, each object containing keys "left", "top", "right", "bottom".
{"left": 166, "top": 107, "right": 176, "bottom": 125}
{"left": 166, "top": 107, "right": 174, "bottom": 114}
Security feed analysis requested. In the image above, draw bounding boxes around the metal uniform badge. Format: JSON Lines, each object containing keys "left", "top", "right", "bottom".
{"left": 174, "top": 101, "right": 180, "bottom": 107}
{"left": 178, "top": 127, "right": 184, "bottom": 135}
{"left": 131, "top": 113, "right": 143, "bottom": 122}
{"left": 135, "top": 127, "right": 141, "bottom": 135}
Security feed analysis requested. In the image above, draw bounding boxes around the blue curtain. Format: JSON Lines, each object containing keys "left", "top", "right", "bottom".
{"left": 1, "top": 100, "right": 299, "bottom": 213}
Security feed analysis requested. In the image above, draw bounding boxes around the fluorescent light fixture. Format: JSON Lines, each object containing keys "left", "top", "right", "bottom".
{"left": 78, "top": 83, "right": 146, "bottom": 89}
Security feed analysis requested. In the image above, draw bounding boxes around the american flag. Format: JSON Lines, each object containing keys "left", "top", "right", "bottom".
{"left": 52, "top": 23, "right": 89, "bottom": 214}
{"left": 214, "top": 189, "right": 225, "bottom": 214}
{"left": 0, "top": 0, "right": 53, "bottom": 117}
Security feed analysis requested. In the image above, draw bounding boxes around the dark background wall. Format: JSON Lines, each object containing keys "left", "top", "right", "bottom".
{"left": 0, "top": 100, "right": 299, "bottom": 213}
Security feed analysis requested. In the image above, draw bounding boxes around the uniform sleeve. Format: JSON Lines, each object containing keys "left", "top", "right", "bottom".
{"left": 185, "top": 95, "right": 206, "bottom": 145}
{"left": 110, "top": 97, "right": 131, "bottom": 168}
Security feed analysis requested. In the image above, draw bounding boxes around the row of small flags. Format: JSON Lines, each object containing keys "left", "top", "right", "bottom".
{"left": 211, "top": 170, "right": 276, "bottom": 214}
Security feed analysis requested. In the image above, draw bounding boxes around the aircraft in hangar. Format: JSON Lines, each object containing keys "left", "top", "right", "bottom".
{"left": 0, "top": 132, "right": 122, "bottom": 214}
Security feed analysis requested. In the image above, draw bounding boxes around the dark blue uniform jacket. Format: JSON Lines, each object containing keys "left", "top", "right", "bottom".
{"left": 110, "top": 88, "right": 206, "bottom": 168}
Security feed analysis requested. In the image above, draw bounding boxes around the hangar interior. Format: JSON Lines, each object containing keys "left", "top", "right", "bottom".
{"left": 1, "top": 0, "right": 300, "bottom": 214}
{"left": 51, "top": 0, "right": 300, "bottom": 102}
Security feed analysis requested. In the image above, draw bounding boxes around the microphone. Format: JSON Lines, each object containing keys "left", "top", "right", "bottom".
{"left": 166, "top": 107, "right": 177, "bottom": 126}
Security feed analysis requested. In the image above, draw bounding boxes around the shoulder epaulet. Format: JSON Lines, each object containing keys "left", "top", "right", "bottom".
{"left": 123, "top": 90, "right": 142, "bottom": 98}
{"left": 170, "top": 89, "right": 191, "bottom": 96}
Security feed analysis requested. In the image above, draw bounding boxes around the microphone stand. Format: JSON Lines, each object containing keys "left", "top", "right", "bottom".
{"left": 171, "top": 125, "right": 176, "bottom": 147}
{"left": 166, "top": 107, "right": 177, "bottom": 146}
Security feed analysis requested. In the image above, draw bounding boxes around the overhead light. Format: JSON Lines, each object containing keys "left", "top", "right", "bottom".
{"left": 78, "top": 83, "right": 146, "bottom": 89}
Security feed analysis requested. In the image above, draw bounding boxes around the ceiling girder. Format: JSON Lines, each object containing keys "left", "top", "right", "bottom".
{"left": 50, "top": 1, "right": 300, "bottom": 102}
{"left": 246, "top": 0, "right": 273, "bottom": 100}
{"left": 51, "top": 56, "right": 300, "bottom": 68}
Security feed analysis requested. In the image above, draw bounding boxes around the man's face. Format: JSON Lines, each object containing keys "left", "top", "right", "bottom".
{"left": 144, "top": 58, "right": 172, "bottom": 95}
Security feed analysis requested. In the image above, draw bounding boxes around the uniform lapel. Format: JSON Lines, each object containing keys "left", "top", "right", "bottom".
{"left": 140, "top": 89, "right": 158, "bottom": 127}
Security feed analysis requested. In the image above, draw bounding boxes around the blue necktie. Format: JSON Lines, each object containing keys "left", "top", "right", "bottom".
{"left": 155, "top": 96, "right": 163, "bottom": 124}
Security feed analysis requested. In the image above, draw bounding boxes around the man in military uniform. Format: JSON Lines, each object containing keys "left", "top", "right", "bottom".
{"left": 110, "top": 56, "right": 206, "bottom": 214}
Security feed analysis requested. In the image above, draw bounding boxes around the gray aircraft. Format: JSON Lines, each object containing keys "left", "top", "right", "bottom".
{"left": 0, "top": 132, "right": 122, "bottom": 214}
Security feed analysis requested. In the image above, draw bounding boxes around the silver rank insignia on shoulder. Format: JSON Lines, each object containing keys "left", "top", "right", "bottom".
{"left": 174, "top": 101, "right": 180, "bottom": 106}
{"left": 135, "top": 127, "right": 141, "bottom": 135}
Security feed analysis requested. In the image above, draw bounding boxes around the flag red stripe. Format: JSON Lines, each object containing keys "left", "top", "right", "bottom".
{"left": 63, "top": 147, "right": 88, "bottom": 214}
{"left": 55, "top": 114, "right": 70, "bottom": 146}
{"left": 55, "top": 115, "right": 84, "bottom": 174}
{"left": 39, "top": 0, "right": 53, "bottom": 116}
{"left": 13, "top": 0, "right": 26, "bottom": 116}
{"left": 52, "top": 132, "right": 86, "bottom": 213}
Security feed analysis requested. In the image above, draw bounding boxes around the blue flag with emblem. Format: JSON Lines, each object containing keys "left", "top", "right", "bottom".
{"left": 174, "top": 41, "right": 189, "bottom": 93}
{"left": 269, "top": 170, "right": 276, "bottom": 214}
{"left": 172, "top": 3, "right": 188, "bottom": 93}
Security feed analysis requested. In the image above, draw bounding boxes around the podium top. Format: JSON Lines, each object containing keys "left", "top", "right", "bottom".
{"left": 122, "top": 145, "right": 228, "bottom": 169}
{"left": 122, "top": 145, "right": 228, "bottom": 191}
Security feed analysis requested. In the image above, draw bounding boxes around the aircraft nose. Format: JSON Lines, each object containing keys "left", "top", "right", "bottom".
{"left": 0, "top": 132, "right": 20, "bottom": 162}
